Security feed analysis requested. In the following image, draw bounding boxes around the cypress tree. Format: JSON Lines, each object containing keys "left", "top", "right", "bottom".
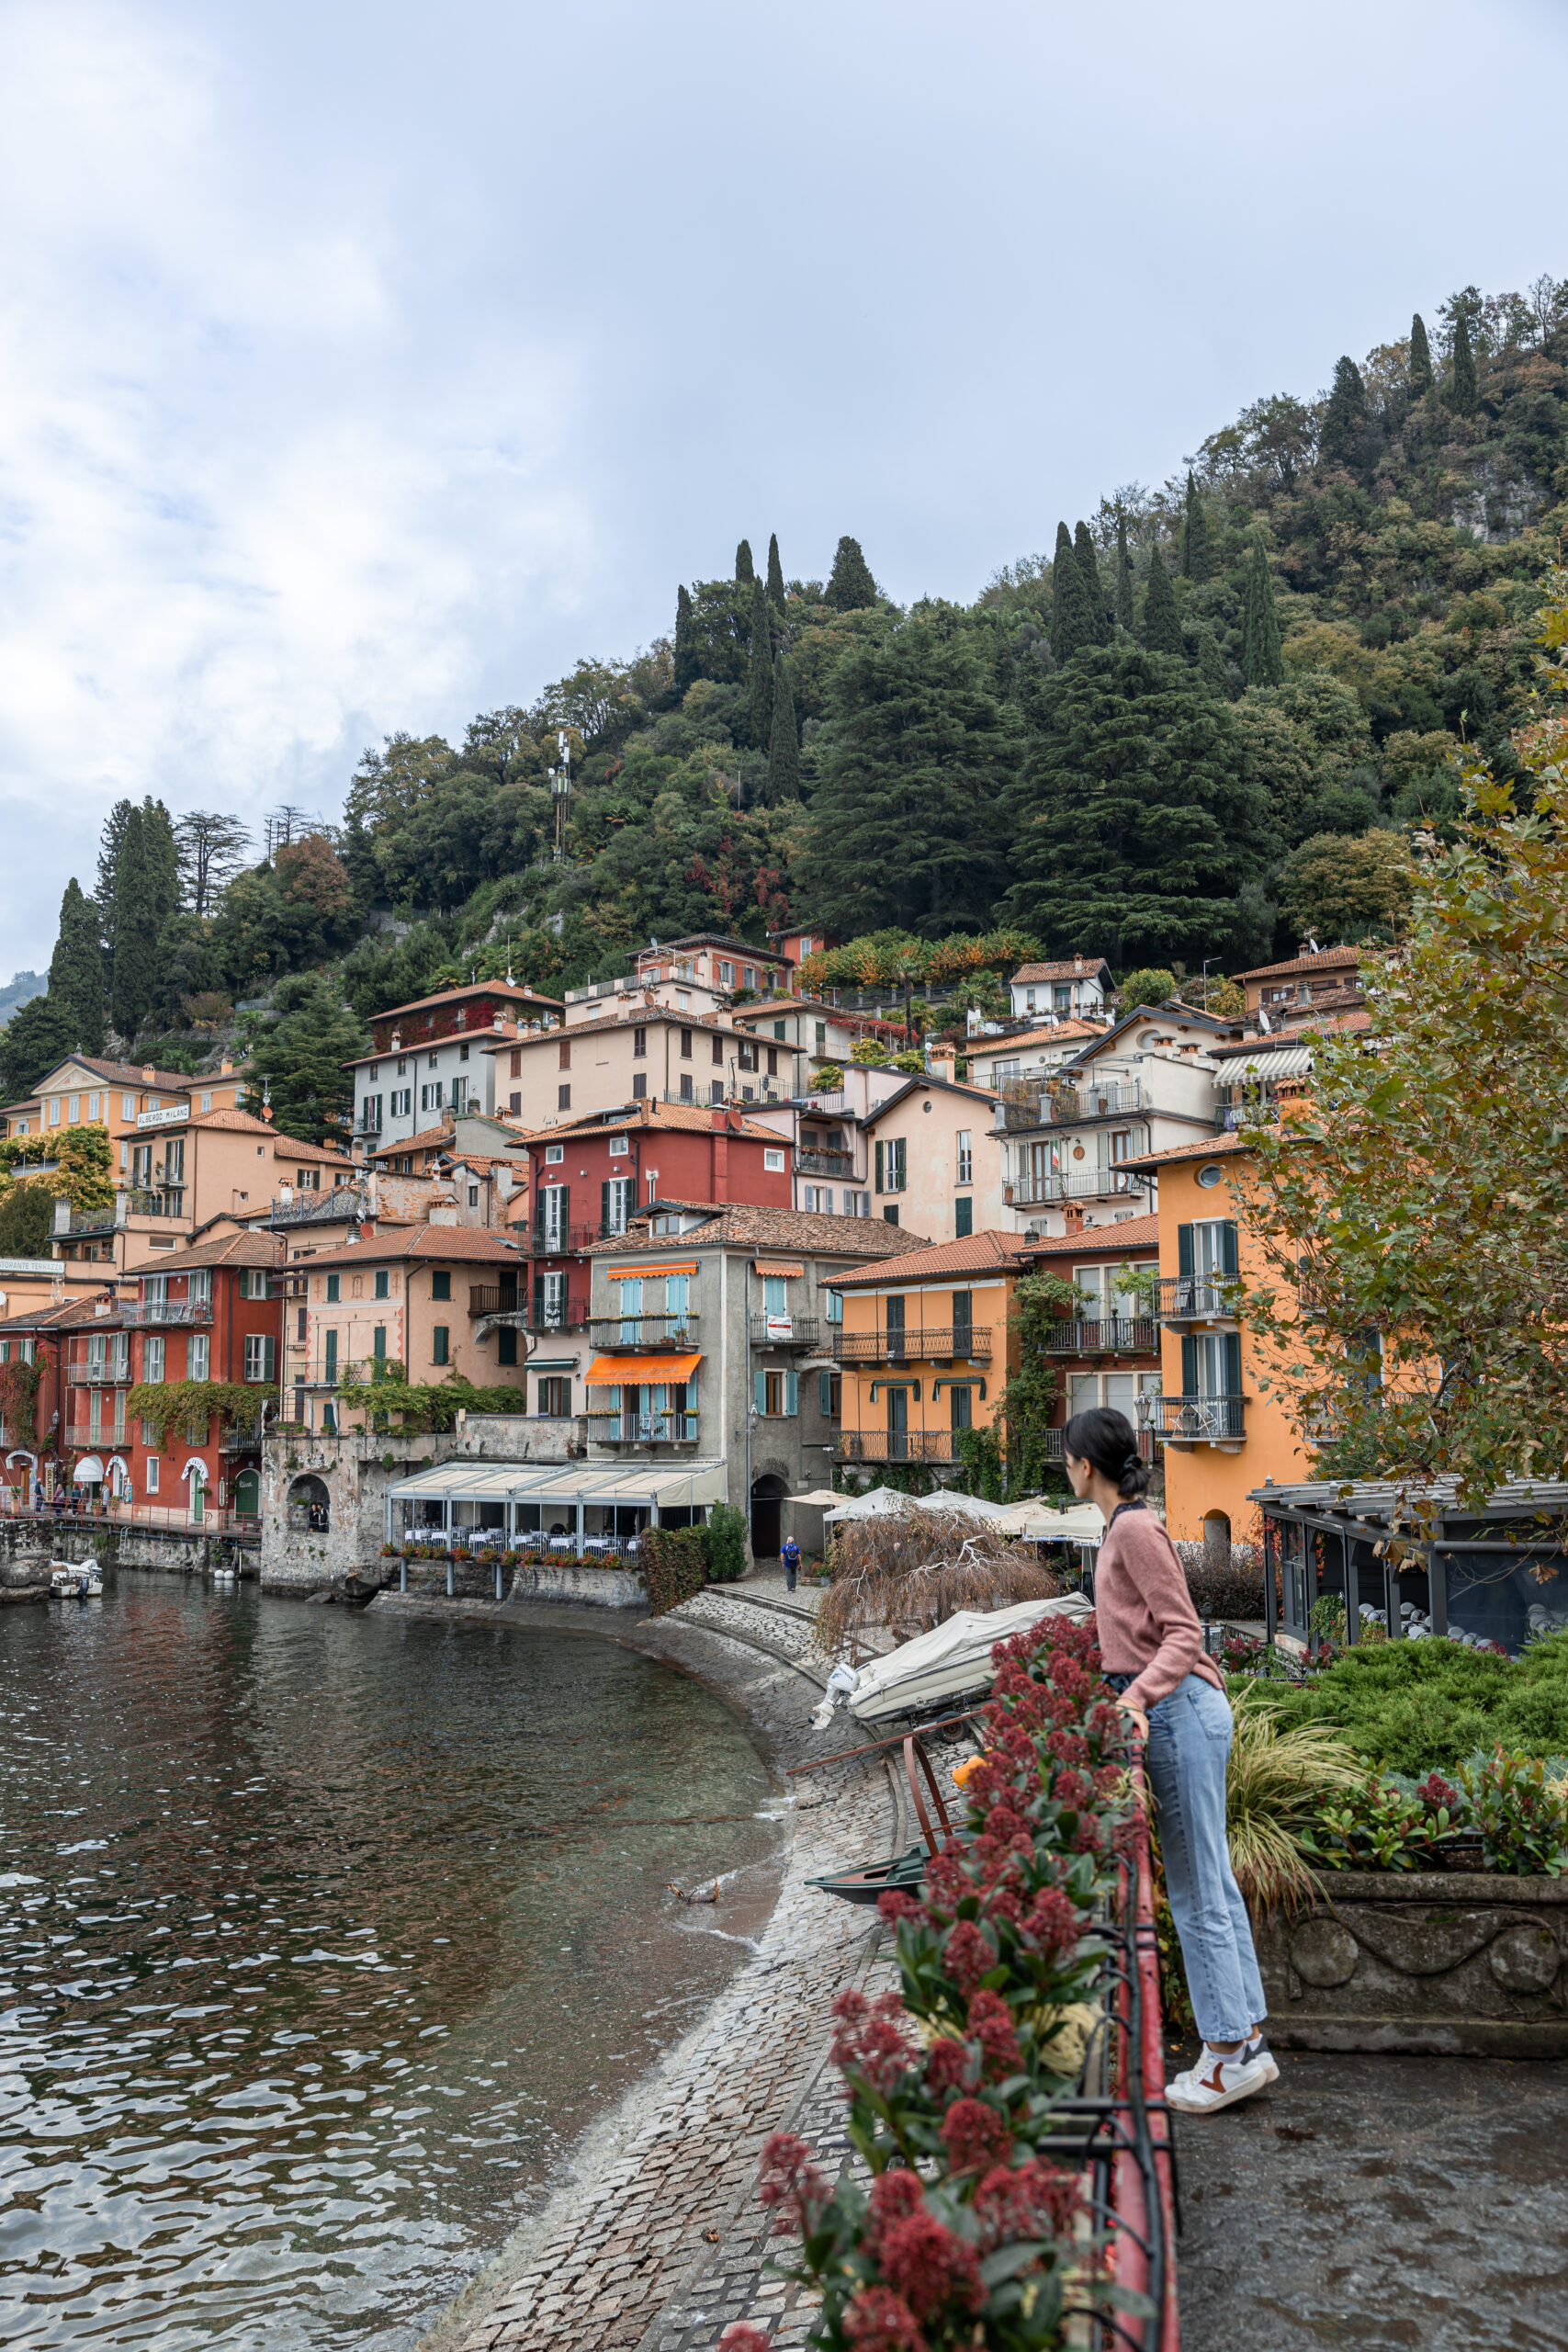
{"left": 825, "top": 536, "right": 878, "bottom": 611}
{"left": 142, "top": 797, "right": 180, "bottom": 923}
{"left": 1049, "top": 522, "right": 1089, "bottom": 663}
{"left": 767, "top": 652, "right": 800, "bottom": 801}
{"left": 1409, "top": 312, "right": 1434, "bottom": 398}
{"left": 674, "top": 583, "right": 698, "bottom": 693}
{"left": 1318, "top": 356, "right": 1367, "bottom": 470}
{"left": 1193, "top": 625, "right": 1229, "bottom": 695}
{"left": 1115, "top": 513, "right": 1134, "bottom": 631}
{"left": 1181, "top": 471, "right": 1213, "bottom": 582}
{"left": 47, "top": 879, "right": 106, "bottom": 1054}
{"left": 109, "top": 805, "right": 157, "bottom": 1041}
{"left": 736, "top": 539, "right": 754, "bottom": 584}
{"left": 1141, "top": 547, "right": 1183, "bottom": 656}
{"left": 1241, "top": 534, "right": 1284, "bottom": 688}
{"left": 1075, "top": 521, "right": 1111, "bottom": 643}
{"left": 747, "top": 577, "right": 774, "bottom": 746}
{"left": 766, "top": 532, "right": 785, "bottom": 613}
{"left": 1450, "top": 314, "right": 1478, "bottom": 415}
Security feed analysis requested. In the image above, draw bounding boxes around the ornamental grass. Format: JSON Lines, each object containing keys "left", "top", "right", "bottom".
{"left": 1222, "top": 1703, "right": 1364, "bottom": 1911}
{"left": 816, "top": 1510, "right": 1061, "bottom": 1656}
{"left": 721, "top": 1611, "right": 1134, "bottom": 2352}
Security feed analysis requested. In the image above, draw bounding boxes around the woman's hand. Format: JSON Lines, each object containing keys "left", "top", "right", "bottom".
{"left": 1117, "top": 1700, "right": 1149, "bottom": 1743}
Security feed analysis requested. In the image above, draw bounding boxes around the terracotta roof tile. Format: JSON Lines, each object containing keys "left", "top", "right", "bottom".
{"left": 1235, "top": 945, "right": 1368, "bottom": 982}
{"left": 589, "top": 1204, "right": 932, "bottom": 1261}
{"left": 299, "top": 1226, "right": 525, "bottom": 1270}
{"left": 828, "top": 1229, "right": 1031, "bottom": 1288}
{"left": 1017, "top": 1214, "right": 1160, "bottom": 1256}
{"left": 1009, "top": 959, "right": 1112, "bottom": 986}
{"left": 1122, "top": 1132, "right": 1251, "bottom": 1170}
{"left": 510, "top": 1100, "right": 782, "bottom": 1144}
{"left": 41, "top": 1054, "right": 200, "bottom": 1092}
{"left": 371, "top": 981, "right": 564, "bottom": 1022}
{"left": 967, "top": 1020, "right": 1107, "bottom": 1056}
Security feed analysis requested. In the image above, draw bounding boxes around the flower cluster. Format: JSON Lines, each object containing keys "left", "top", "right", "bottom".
{"left": 731, "top": 1611, "right": 1134, "bottom": 2351}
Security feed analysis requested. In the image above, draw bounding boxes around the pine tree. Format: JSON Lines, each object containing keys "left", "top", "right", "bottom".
{"left": 747, "top": 578, "right": 774, "bottom": 746}
{"left": 110, "top": 805, "right": 157, "bottom": 1042}
{"left": 247, "top": 973, "right": 367, "bottom": 1146}
{"left": 47, "top": 880, "right": 106, "bottom": 1054}
{"left": 1241, "top": 534, "right": 1284, "bottom": 688}
{"left": 1193, "top": 625, "right": 1229, "bottom": 695}
{"left": 1115, "top": 513, "right": 1134, "bottom": 631}
{"left": 674, "top": 583, "right": 698, "bottom": 693}
{"left": 1141, "top": 547, "right": 1183, "bottom": 656}
{"left": 1181, "top": 471, "right": 1213, "bottom": 582}
{"left": 1409, "top": 312, "right": 1434, "bottom": 398}
{"left": 1049, "top": 522, "right": 1089, "bottom": 663}
{"left": 1450, "top": 314, "right": 1478, "bottom": 415}
{"left": 736, "top": 539, "right": 754, "bottom": 584}
{"left": 767, "top": 652, "right": 800, "bottom": 801}
{"left": 0, "top": 991, "right": 71, "bottom": 1103}
{"left": 1075, "top": 522, "right": 1111, "bottom": 644}
{"left": 1319, "top": 356, "right": 1367, "bottom": 470}
{"left": 766, "top": 532, "right": 785, "bottom": 613}
{"left": 825, "top": 536, "right": 878, "bottom": 612}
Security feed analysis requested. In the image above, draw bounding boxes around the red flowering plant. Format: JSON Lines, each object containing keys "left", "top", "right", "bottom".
{"left": 736, "top": 1612, "right": 1139, "bottom": 2351}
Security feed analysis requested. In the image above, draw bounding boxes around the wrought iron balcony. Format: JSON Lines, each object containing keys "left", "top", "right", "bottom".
{"left": 588, "top": 1312, "right": 700, "bottom": 1350}
{"left": 270, "top": 1186, "right": 368, "bottom": 1226}
{"left": 220, "top": 1419, "right": 271, "bottom": 1453}
{"left": 830, "top": 1326, "right": 991, "bottom": 1363}
{"left": 587, "top": 1412, "right": 700, "bottom": 1443}
{"left": 795, "top": 1148, "right": 856, "bottom": 1177}
{"left": 468, "top": 1289, "right": 591, "bottom": 1329}
{"left": 525, "top": 1222, "right": 608, "bottom": 1255}
{"left": 122, "top": 1298, "right": 214, "bottom": 1326}
{"left": 1039, "top": 1426, "right": 1159, "bottom": 1463}
{"left": 750, "top": 1313, "right": 821, "bottom": 1350}
{"left": 1043, "top": 1317, "right": 1156, "bottom": 1354}
{"left": 835, "top": 1430, "right": 961, "bottom": 1464}
{"left": 1141, "top": 1394, "right": 1245, "bottom": 1443}
{"left": 997, "top": 1081, "right": 1144, "bottom": 1133}
{"left": 1153, "top": 1275, "right": 1238, "bottom": 1324}
{"left": 1006, "top": 1170, "right": 1145, "bottom": 1205}
{"left": 65, "top": 1359, "right": 134, "bottom": 1385}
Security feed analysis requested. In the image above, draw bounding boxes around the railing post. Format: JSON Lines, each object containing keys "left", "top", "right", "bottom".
{"left": 446, "top": 1555, "right": 454, "bottom": 1598}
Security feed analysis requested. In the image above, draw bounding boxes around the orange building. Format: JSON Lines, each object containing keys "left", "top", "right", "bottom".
{"left": 826, "top": 1231, "right": 1027, "bottom": 1476}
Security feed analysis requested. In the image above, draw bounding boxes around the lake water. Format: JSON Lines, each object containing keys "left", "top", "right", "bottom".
{"left": 0, "top": 1579, "right": 784, "bottom": 2348}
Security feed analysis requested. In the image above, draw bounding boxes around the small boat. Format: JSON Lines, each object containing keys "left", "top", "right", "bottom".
{"left": 50, "top": 1562, "right": 103, "bottom": 1599}
{"left": 808, "top": 1840, "right": 932, "bottom": 1907}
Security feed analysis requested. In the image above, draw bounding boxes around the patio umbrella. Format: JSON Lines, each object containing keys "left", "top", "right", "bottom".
{"left": 822, "top": 1486, "right": 912, "bottom": 1523}
{"left": 994, "top": 1500, "right": 1106, "bottom": 1545}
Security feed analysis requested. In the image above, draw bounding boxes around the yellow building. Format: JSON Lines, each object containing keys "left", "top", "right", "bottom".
{"left": 825, "top": 1231, "right": 1027, "bottom": 1475}
{"left": 1122, "top": 1132, "right": 1307, "bottom": 1545}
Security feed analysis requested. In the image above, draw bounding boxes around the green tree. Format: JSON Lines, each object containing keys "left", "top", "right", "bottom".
{"left": 1141, "top": 546, "right": 1183, "bottom": 655}
{"left": 175, "top": 811, "right": 252, "bottom": 915}
{"left": 1191, "top": 623, "right": 1229, "bottom": 694}
{"left": 767, "top": 532, "right": 785, "bottom": 613}
{"left": 0, "top": 994, "right": 70, "bottom": 1102}
{"left": 766, "top": 652, "right": 800, "bottom": 802}
{"left": 243, "top": 974, "right": 367, "bottom": 1147}
{"left": 1181, "top": 471, "right": 1213, "bottom": 581}
{"left": 1075, "top": 521, "right": 1110, "bottom": 645}
{"left": 1318, "top": 355, "right": 1368, "bottom": 470}
{"left": 109, "top": 804, "right": 158, "bottom": 1041}
{"left": 1048, "top": 521, "right": 1090, "bottom": 663}
{"left": 1114, "top": 512, "right": 1134, "bottom": 631}
{"left": 1409, "top": 311, "right": 1434, "bottom": 398}
{"left": 800, "top": 608, "right": 1017, "bottom": 934}
{"left": 825, "top": 536, "right": 878, "bottom": 611}
{"left": 1241, "top": 533, "right": 1284, "bottom": 688}
{"left": 1275, "top": 830, "right": 1415, "bottom": 943}
{"left": 46, "top": 880, "right": 105, "bottom": 1054}
{"left": 736, "top": 538, "right": 754, "bottom": 583}
{"left": 673, "top": 584, "right": 699, "bottom": 694}
{"left": 746, "top": 577, "right": 774, "bottom": 747}
{"left": 1116, "top": 966, "right": 1178, "bottom": 1011}
{"left": 0, "top": 1182, "right": 53, "bottom": 1258}
{"left": 1001, "top": 640, "right": 1274, "bottom": 964}
{"left": 1450, "top": 312, "right": 1478, "bottom": 415}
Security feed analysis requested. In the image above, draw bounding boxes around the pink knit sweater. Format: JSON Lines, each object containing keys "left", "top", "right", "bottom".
{"left": 1094, "top": 1506, "right": 1226, "bottom": 1713}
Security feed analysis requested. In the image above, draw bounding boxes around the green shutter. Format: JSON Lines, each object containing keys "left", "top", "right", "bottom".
{"left": 1223, "top": 1332, "right": 1243, "bottom": 1396}
{"left": 1177, "top": 1223, "right": 1194, "bottom": 1279}
{"left": 954, "top": 1195, "right": 973, "bottom": 1237}
{"left": 754, "top": 1368, "right": 766, "bottom": 1413}
{"left": 874, "top": 1140, "right": 884, "bottom": 1193}
{"left": 1221, "top": 1221, "right": 1240, "bottom": 1277}
{"left": 372, "top": 1326, "right": 386, "bottom": 1360}
{"left": 324, "top": 1329, "right": 338, "bottom": 1383}
{"left": 601, "top": 1180, "right": 611, "bottom": 1232}
{"left": 533, "top": 1273, "right": 545, "bottom": 1320}
{"left": 1180, "top": 1335, "right": 1198, "bottom": 1396}
{"left": 785, "top": 1368, "right": 798, "bottom": 1416}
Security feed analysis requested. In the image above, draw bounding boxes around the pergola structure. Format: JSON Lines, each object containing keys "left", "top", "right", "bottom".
{"left": 385, "top": 1456, "right": 728, "bottom": 1561}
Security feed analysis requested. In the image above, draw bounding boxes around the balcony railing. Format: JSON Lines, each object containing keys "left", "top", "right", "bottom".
{"left": 63, "top": 1188, "right": 178, "bottom": 1236}
{"left": 1040, "top": 1427, "right": 1160, "bottom": 1464}
{"left": 750, "top": 1314, "right": 821, "bottom": 1350}
{"left": 836, "top": 1430, "right": 961, "bottom": 1464}
{"left": 589, "top": 1312, "right": 701, "bottom": 1350}
{"left": 1007, "top": 1170, "right": 1145, "bottom": 1206}
{"left": 587, "top": 1413, "right": 700, "bottom": 1443}
{"left": 220, "top": 1419, "right": 271, "bottom": 1453}
{"left": 525, "top": 1222, "right": 608, "bottom": 1255}
{"left": 830, "top": 1327, "right": 991, "bottom": 1363}
{"left": 997, "top": 1081, "right": 1144, "bottom": 1132}
{"left": 1043, "top": 1317, "right": 1156, "bottom": 1354}
{"left": 270, "top": 1187, "right": 368, "bottom": 1226}
{"left": 1141, "top": 1394, "right": 1245, "bottom": 1442}
{"left": 65, "top": 1360, "right": 134, "bottom": 1385}
{"left": 122, "top": 1298, "right": 214, "bottom": 1326}
{"left": 1153, "top": 1275, "right": 1238, "bottom": 1322}
{"left": 795, "top": 1148, "right": 856, "bottom": 1177}
{"left": 468, "top": 1287, "right": 592, "bottom": 1329}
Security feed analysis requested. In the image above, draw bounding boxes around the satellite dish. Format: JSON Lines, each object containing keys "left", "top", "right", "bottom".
{"left": 1258, "top": 1008, "right": 1272, "bottom": 1034}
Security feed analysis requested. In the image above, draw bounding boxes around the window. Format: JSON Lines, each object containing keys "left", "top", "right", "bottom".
{"left": 241, "top": 1268, "right": 272, "bottom": 1300}
{"left": 954, "top": 1195, "right": 973, "bottom": 1238}
{"left": 243, "top": 1334, "right": 276, "bottom": 1383}
{"left": 468, "top": 1182, "right": 479, "bottom": 1207}
{"left": 451, "top": 1078, "right": 467, "bottom": 1113}
{"left": 609, "top": 1135, "right": 628, "bottom": 1157}
{"left": 763, "top": 1275, "right": 787, "bottom": 1317}
{"left": 956, "top": 1129, "right": 973, "bottom": 1185}
{"left": 510, "top": 1091, "right": 522, "bottom": 1114}
{"left": 883, "top": 1205, "right": 900, "bottom": 1226}
{"left": 458, "top": 1041, "right": 469, "bottom": 1061}
{"left": 546, "top": 1143, "right": 564, "bottom": 1164}
{"left": 716, "top": 959, "right": 734, "bottom": 986}
{"left": 374, "top": 1269, "right": 389, "bottom": 1299}
{"left": 558, "top": 1084, "right": 571, "bottom": 1111}
{"left": 763, "top": 1148, "right": 785, "bottom": 1172}
{"left": 711, "top": 1033, "right": 724, "bottom": 1066}
{"left": 146, "top": 1457, "right": 159, "bottom": 1495}
{"left": 390, "top": 1088, "right": 411, "bottom": 1116}
{"left": 825, "top": 1287, "right": 842, "bottom": 1324}
{"left": 874, "top": 1137, "right": 907, "bottom": 1193}
{"left": 396, "top": 1057, "right": 408, "bottom": 1075}
{"left": 680, "top": 1027, "right": 693, "bottom": 1058}
{"left": 143, "top": 1336, "right": 165, "bottom": 1384}
{"left": 677, "top": 989, "right": 691, "bottom": 1009}
{"left": 431, "top": 1271, "right": 451, "bottom": 1301}
{"left": 367, "top": 1062, "right": 379, "bottom": 1080}
{"left": 122, "top": 1092, "right": 136, "bottom": 1119}
{"left": 678, "top": 1073, "right": 693, "bottom": 1101}
{"left": 372, "top": 1326, "right": 387, "bottom": 1367}
{"left": 187, "top": 1334, "right": 210, "bottom": 1381}
{"left": 758, "top": 1367, "right": 797, "bottom": 1416}
{"left": 509, "top": 1048, "right": 522, "bottom": 1079}
{"left": 432, "top": 1326, "right": 450, "bottom": 1366}
{"left": 68, "top": 1094, "right": 79, "bottom": 1122}
{"left": 558, "top": 1038, "right": 571, "bottom": 1069}
{"left": 427, "top": 1050, "right": 438, "bottom": 1067}
{"left": 603, "top": 1175, "right": 635, "bottom": 1233}
{"left": 766, "top": 1047, "right": 778, "bottom": 1077}
{"left": 815, "top": 1022, "right": 827, "bottom": 1055}
{"left": 360, "top": 1095, "right": 383, "bottom": 1133}
{"left": 773, "top": 1021, "right": 786, "bottom": 1041}
{"left": 819, "top": 1370, "right": 842, "bottom": 1417}
{"left": 325, "top": 1273, "right": 340, "bottom": 1303}
{"left": 538, "top": 1375, "right": 571, "bottom": 1417}
{"left": 1055, "top": 985, "right": 1073, "bottom": 1011}
{"left": 742, "top": 966, "right": 757, "bottom": 989}
{"left": 632, "top": 1073, "right": 648, "bottom": 1099}
{"left": 324, "top": 1329, "right": 338, "bottom": 1384}
{"left": 297, "top": 1306, "right": 307, "bottom": 1343}
{"left": 1195, "top": 1163, "right": 1224, "bottom": 1190}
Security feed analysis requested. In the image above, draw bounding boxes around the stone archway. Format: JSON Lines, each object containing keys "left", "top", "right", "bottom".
{"left": 288, "top": 1473, "right": 332, "bottom": 1534}
{"left": 750, "top": 1472, "right": 786, "bottom": 1563}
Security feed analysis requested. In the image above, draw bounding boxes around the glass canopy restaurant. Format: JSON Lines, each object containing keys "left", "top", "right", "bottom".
{"left": 385, "top": 1458, "right": 728, "bottom": 1556}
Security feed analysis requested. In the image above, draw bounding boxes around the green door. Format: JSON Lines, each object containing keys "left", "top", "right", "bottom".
{"left": 234, "top": 1468, "right": 260, "bottom": 1518}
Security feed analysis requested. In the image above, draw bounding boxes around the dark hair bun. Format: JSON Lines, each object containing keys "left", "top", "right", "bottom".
{"left": 1063, "top": 1406, "right": 1153, "bottom": 1499}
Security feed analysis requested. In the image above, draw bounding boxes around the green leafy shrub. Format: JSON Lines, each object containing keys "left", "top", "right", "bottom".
{"left": 638, "top": 1525, "right": 710, "bottom": 1616}
{"left": 1234, "top": 1630, "right": 1568, "bottom": 1773}
{"left": 1303, "top": 1750, "right": 1568, "bottom": 1876}
{"left": 705, "top": 1502, "right": 749, "bottom": 1584}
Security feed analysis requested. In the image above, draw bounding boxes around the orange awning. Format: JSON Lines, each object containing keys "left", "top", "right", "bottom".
{"left": 606, "top": 1261, "right": 698, "bottom": 1279}
{"left": 753, "top": 1261, "right": 805, "bottom": 1278}
{"left": 585, "top": 1351, "right": 702, "bottom": 1387}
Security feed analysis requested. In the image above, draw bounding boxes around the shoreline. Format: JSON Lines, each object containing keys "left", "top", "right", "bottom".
{"left": 373, "top": 1585, "right": 902, "bottom": 2352}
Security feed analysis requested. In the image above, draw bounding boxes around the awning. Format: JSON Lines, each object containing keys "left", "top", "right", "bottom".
{"left": 1222, "top": 1044, "right": 1314, "bottom": 1080}
{"left": 386, "top": 1458, "right": 729, "bottom": 1509}
{"left": 606, "top": 1261, "right": 697, "bottom": 1279}
{"left": 526, "top": 1358, "right": 578, "bottom": 1373}
{"left": 72, "top": 1454, "right": 105, "bottom": 1483}
{"left": 754, "top": 1261, "right": 804, "bottom": 1278}
{"left": 585, "top": 1351, "right": 701, "bottom": 1387}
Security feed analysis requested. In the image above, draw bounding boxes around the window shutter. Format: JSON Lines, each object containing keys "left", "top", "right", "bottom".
{"left": 874, "top": 1140, "right": 884, "bottom": 1193}
{"left": 264, "top": 1336, "right": 276, "bottom": 1380}
{"left": 1180, "top": 1335, "right": 1198, "bottom": 1396}
{"left": 954, "top": 1195, "right": 973, "bottom": 1238}
{"left": 785, "top": 1368, "right": 798, "bottom": 1416}
{"left": 754, "top": 1369, "right": 766, "bottom": 1414}
{"left": 533, "top": 1274, "right": 545, "bottom": 1320}
{"left": 1177, "top": 1223, "right": 1194, "bottom": 1279}
{"left": 1223, "top": 1332, "right": 1243, "bottom": 1396}
{"left": 602, "top": 1180, "right": 611, "bottom": 1233}
{"left": 1222, "top": 1221, "right": 1240, "bottom": 1277}
{"left": 819, "top": 1370, "right": 832, "bottom": 1414}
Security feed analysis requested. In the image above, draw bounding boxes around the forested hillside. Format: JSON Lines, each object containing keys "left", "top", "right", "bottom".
{"left": 5, "top": 276, "right": 1567, "bottom": 1128}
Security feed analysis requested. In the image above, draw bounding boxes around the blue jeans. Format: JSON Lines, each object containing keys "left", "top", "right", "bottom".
{"left": 1145, "top": 1673, "right": 1266, "bottom": 2046}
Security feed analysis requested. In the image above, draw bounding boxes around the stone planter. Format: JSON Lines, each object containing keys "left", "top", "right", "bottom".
{"left": 1256, "top": 1871, "right": 1568, "bottom": 2056}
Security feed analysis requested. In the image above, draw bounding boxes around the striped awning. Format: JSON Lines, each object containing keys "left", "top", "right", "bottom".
{"left": 754, "top": 1261, "right": 805, "bottom": 1278}
{"left": 1224, "top": 1044, "right": 1314, "bottom": 1080}
{"left": 584, "top": 1351, "right": 702, "bottom": 1388}
{"left": 606, "top": 1261, "right": 697, "bottom": 1279}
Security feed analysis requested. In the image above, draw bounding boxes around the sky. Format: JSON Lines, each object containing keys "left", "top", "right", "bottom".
{"left": 0, "top": 0, "right": 1562, "bottom": 971}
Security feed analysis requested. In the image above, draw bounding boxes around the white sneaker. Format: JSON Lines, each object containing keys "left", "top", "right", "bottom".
{"left": 1164, "top": 2047, "right": 1272, "bottom": 2114}
{"left": 1244, "top": 2035, "right": 1280, "bottom": 2087}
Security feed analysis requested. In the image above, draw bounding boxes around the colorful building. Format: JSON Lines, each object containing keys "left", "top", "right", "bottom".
{"left": 825, "top": 1231, "right": 1026, "bottom": 1477}
{"left": 293, "top": 1225, "right": 536, "bottom": 1430}
{"left": 860, "top": 1075, "right": 1003, "bottom": 1242}
{"left": 1015, "top": 1211, "right": 1164, "bottom": 1463}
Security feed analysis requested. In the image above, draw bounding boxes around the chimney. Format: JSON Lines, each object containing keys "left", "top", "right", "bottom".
{"left": 1073, "top": 956, "right": 1083, "bottom": 974}
{"left": 1062, "top": 1202, "right": 1086, "bottom": 1235}
{"left": 927, "top": 1042, "right": 956, "bottom": 1080}
{"left": 141, "top": 1064, "right": 154, "bottom": 1082}
{"left": 428, "top": 1204, "right": 458, "bottom": 1226}
{"left": 220, "top": 1058, "right": 232, "bottom": 1076}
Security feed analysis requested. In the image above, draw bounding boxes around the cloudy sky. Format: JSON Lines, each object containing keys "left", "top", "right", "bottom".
{"left": 0, "top": 0, "right": 1562, "bottom": 971}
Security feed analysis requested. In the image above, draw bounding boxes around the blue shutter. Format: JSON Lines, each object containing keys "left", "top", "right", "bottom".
{"left": 1180, "top": 1335, "right": 1198, "bottom": 1396}
{"left": 785, "top": 1368, "right": 798, "bottom": 1416}
{"left": 754, "top": 1369, "right": 766, "bottom": 1413}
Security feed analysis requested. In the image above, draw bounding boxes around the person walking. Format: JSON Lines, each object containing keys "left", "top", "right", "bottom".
{"left": 779, "top": 1533, "right": 801, "bottom": 1593}
{"left": 1064, "top": 1405, "right": 1276, "bottom": 2115}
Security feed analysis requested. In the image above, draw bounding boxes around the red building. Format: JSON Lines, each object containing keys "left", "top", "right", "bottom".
{"left": 515, "top": 1100, "right": 793, "bottom": 1331}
